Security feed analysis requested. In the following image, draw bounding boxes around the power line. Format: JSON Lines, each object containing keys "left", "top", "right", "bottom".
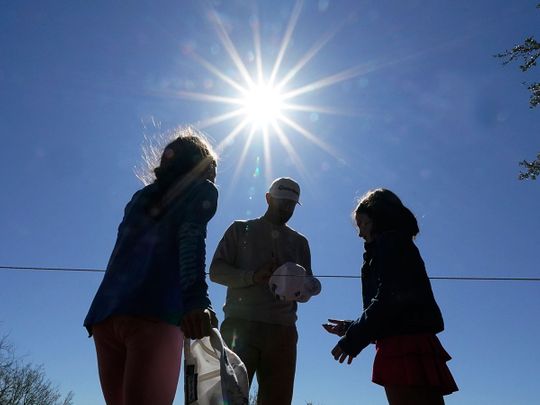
{"left": 0, "top": 266, "right": 105, "bottom": 273}
{"left": 1, "top": 265, "right": 539, "bottom": 282}
{"left": 430, "top": 276, "right": 540, "bottom": 282}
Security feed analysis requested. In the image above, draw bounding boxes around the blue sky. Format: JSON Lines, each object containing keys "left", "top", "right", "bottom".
{"left": 1, "top": 1, "right": 539, "bottom": 404}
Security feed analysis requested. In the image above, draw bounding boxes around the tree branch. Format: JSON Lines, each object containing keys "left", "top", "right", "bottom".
{"left": 519, "top": 153, "right": 540, "bottom": 180}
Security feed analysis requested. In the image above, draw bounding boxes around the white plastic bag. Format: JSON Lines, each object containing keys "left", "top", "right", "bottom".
{"left": 184, "top": 328, "right": 249, "bottom": 405}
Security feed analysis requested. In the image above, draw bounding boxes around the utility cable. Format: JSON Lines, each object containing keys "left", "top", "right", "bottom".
{"left": 1, "top": 265, "right": 539, "bottom": 282}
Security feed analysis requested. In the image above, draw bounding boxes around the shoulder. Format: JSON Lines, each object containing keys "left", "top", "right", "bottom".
{"left": 178, "top": 180, "right": 218, "bottom": 222}
{"left": 122, "top": 185, "right": 155, "bottom": 216}
{"left": 233, "top": 219, "right": 250, "bottom": 225}
{"left": 284, "top": 225, "right": 309, "bottom": 244}
{"left": 375, "top": 230, "right": 417, "bottom": 257}
{"left": 185, "top": 180, "right": 218, "bottom": 209}
{"left": 228, "top": 219, "right": 254, "bottom": 233}
{"left": 223, "top": 218, "right": 271, "bottom": 238}
{"left": 127, "top": 184, "right": 155, "bottom": 205}
{"left": 191, "top": 180, "right": 218, "bottom": 201}
{"left": 377, "top": 230, "right": 410, "bottom": 245}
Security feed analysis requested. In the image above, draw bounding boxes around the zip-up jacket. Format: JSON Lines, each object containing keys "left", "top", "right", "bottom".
{"left": 209, "top": 218, "right": 312, "bottom": 326}
{"left": 338, "top": 230, "right": 444, "bottom": 357}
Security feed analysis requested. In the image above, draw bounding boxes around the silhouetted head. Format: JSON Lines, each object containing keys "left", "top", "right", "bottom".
{"left": 153, "top": 128, "right": 217, "bottom": 188}
{"left": 137, "top": 126, "right": 217, "bottom": 189}
{"left": 353, "top": 188, "right": 419, "bottom": 241}
{"left": 264, "top": 177, "right": 301, "bottom": 225}
{"left": 137, "top": 127, "right": 217, "bottom": 217}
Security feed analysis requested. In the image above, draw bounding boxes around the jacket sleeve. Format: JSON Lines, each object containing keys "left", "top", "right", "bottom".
{"left": 209, "top": 222, "right": 256, "bottom": 288}
{"left": 178, "top": 181, "right": 218, "bottom": 314}
{"left": 297, "top": 236, "right": 322, "bottom": 303}
{"left": 337, "top": 233, "right": 403, "bottom": 357}
{"left": 299, "top": 236, "right": 313, "bottom": 275}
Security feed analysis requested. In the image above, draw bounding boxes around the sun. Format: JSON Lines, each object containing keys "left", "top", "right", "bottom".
{"left": 174, "top": 1, "right": 368, "bottom": 182}
{"left": 242, "top": 83, "right": 285, "bottom": 130}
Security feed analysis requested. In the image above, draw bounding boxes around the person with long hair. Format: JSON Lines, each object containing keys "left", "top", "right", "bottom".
{"left": 324, "top": 188, "right": 458, "bottom": 405}
{"left": 84, "top": 127, "right": 219, "bottom": 405}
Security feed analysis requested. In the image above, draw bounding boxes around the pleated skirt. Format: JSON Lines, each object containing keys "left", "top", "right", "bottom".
{"left": 372, "top": 333, "right": 458, "bottom": 396}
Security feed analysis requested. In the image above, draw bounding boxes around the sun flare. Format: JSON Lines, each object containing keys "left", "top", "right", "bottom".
{"left": 242, "top": 83, "right": 285, "bottom": 130}
{"left": 173, "top": 1, "right": 369, "bottom": 182}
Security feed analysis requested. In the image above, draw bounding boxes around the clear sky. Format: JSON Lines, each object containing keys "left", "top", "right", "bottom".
{"left": 1, "top": 1, "right": 539, "bottom": 404}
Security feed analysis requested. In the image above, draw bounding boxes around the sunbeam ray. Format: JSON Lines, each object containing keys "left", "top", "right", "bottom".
{"left": 250, "top": 8, "right": 264, "bottom": 83}
{"left": 187, "top": 51, "right": 247, "bottom": 94}
{"left": 196, "top": 109, "right": 246, "bottom": 129}
{"left": 229, "top": 127, "right": 257, "bottom": 191}
{"left": 271, "top": 121, "right": 308, "bottom": 179}
{"left": 215, "top": 118, "right": 251, "bottom": 152}
{"left": 262, "top": 127, "right": 273, "bottom": 184}
{"left": 282, "top": 102, "right": 364, "bottom": 117}
{"left": 269, "top": 0, "right": 303, "bottom": 86}
{"left": 276, "top": 20, "right": 345, "bottom": 90}
{"left": 278, "top": 114, "right": 341, "bottom": 160}
{"left": 176, "top": 90, "right": 243, "bottom": 105}
{"left": 282, "top": 61, "right": 381, "bottom": 100}
{"left": 208, "top": 8, "right": 255, "bottom": 88}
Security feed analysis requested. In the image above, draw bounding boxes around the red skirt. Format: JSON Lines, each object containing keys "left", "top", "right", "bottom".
{"left": 372, "top": 334, "right": 458, "bottom": 396}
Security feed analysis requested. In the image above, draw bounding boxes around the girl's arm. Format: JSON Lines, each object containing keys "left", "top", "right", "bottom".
{"left": 337, "top": 232, "right": 404, "bottom": 357}
{"left": 178, "top": 181, "right": 218, "bottom": 315}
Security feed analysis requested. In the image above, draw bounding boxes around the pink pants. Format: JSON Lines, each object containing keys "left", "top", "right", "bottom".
{"left": 92, "top": 316, "right": 184, "bottom": 405}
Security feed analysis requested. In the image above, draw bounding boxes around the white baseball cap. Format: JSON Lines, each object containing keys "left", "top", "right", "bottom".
{"left": 268, "top": 177, "right": 301, "bottom": 204}
{"left": 269, "top": 262, "right": 321, "bottom": 302}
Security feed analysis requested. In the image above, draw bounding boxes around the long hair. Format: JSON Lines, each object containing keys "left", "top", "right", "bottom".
{"left": 353, "top": 188, "right": 419, "bottom": 238}
{"left": 136, "top": 126, "right": 217, "bottom": 216}
{"left": 137, "top": 126, "right": 217, "bottom": 187}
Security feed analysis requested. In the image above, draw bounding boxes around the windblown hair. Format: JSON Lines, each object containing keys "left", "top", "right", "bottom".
{"left": 353, "top": 188, "right": 419, "bottom": 238}
{"left": 136, "top": 126, "right": 217, "bottom": 187}
{"left": 135, "top": 126, "right": 217, "bottom": 217}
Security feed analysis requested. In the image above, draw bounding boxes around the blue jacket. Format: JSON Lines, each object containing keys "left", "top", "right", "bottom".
{"left": 338, "top": 230, "right": 444, "bottom": 357}
{"left": 84, "top": 179, "right": 218, "bottom": 335}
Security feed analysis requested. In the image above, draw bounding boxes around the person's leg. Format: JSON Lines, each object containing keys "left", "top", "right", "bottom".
{"left": 120, "top": 317, "right": 183, "bottom": 405}
{"left": 92, "top": 317, "right": 127, "bottom": 405}
{"left": 385, "top": 385, "right": 445, "bottom": 405}
{"left": 257, "top": 324, "right": 297, "bottom": 405}
{"left": 220, "top": 318, "right": 261, "bottom": 385}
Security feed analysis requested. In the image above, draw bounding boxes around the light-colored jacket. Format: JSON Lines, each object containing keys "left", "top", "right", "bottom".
{"left": 209, "top": 217, "right": 311, "bottom": 326}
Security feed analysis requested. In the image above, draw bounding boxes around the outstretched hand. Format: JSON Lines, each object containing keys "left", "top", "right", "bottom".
{"left": 181, "top": 308, "right": 212, "bottom": 340}
{"left": 322, "top": 319, "right": 351, "bottom": 337}
{"left": 331, "top": 344, "right": 355, "bottom": 365}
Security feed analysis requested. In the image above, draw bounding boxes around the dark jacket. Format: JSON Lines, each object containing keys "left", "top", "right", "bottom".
{"left": 84, "top": 179, "right": 218, "bottom": 335}
{"left": 338, "top": 230, "right": 444, "bottom": 357}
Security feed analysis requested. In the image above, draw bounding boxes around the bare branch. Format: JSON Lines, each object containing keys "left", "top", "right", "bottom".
{"left": 0, "top": 335, "right": 73, "bottom": 405}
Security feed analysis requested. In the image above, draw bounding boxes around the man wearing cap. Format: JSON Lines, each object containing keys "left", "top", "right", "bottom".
{"left": 209, "top": 177, "right": 316, "bottom": 405}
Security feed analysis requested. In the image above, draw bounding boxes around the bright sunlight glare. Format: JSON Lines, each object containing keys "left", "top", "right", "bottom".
{"left": 174, "top": 1, "right": 369, "bottom": 183}
{"left": 242, "top": 83, "right": 285, "bottom": 129}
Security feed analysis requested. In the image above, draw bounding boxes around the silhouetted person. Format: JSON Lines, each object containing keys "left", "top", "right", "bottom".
{"left": 324, "top": 188, "right": 458, "bottom": 405}
{"left": 85, "top": 128, "right": 219, "bottom": 405}
{"left": 210, "top": 177, "right": 320, "bottom": 405}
